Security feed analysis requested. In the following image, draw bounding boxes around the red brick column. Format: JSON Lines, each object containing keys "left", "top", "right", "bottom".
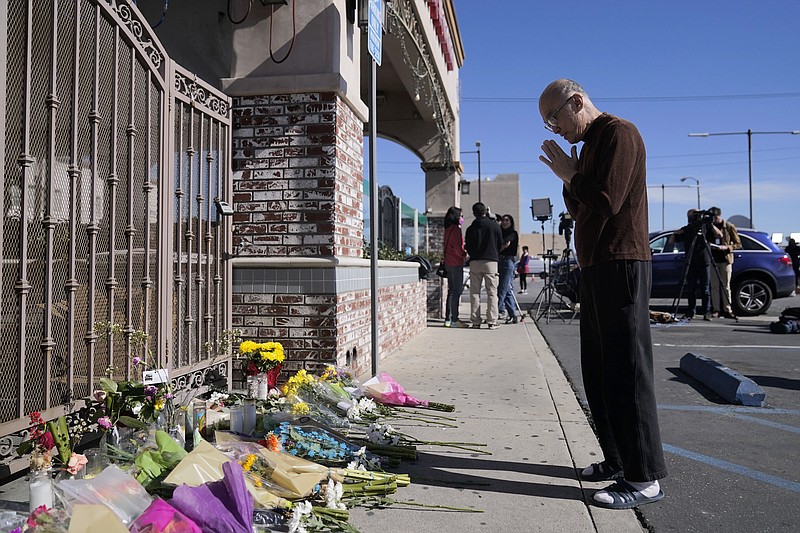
{"left": 229, "top": 92, "right": 427, "bottom": 380}
{"left": 231, "top": 92, "right": 363, "bottom": 258}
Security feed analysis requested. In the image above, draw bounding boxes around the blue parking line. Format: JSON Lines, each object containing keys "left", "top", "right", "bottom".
{"left": 658, "top": 404, "right": 800, "bottom": 416}
{"left": 663, "top": 444, "right": 800, "bottom": 493}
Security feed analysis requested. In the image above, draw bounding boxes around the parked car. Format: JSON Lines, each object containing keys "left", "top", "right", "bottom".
{"left": 553, "top": 229, "right": 796, "bottom": 316}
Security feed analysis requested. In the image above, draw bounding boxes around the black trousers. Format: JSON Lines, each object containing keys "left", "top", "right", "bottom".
{"left": 685, "top": 262, "right": 711, "bottom": 315}
{"left": 580, "top": 260, "right": 667, "bottom": 482}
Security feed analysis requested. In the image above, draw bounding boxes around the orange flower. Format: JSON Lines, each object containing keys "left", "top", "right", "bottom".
{"left": 264, "top": 433, "right": 281, "bottom": 453}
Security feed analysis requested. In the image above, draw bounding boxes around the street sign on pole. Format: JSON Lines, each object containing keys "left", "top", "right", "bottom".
{"left": 367, "top": 0, "right": 382, "bottom": 66}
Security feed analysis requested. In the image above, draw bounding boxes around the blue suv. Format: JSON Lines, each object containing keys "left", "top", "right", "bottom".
{"left": 553, "top": 229, "right": 796, "bottom": 316}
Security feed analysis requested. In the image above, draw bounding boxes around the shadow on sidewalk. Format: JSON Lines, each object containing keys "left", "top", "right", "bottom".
{"left": 398, "top": 451, "right": 585, "bottom": 501}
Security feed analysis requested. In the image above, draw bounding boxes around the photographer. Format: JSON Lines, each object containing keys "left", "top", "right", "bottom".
{"left": 672, "top": 208, "right": 715, "bottom": 321}
{"left": 707, "top": 207, "right": 741, "bottom": 319}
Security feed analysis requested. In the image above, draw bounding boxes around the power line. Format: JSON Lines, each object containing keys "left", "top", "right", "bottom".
{"left": 376, "top": 146, "right": 799, "bottom": 166}
{"left": 462, "top": 92, "right": 800, "bottom": 103}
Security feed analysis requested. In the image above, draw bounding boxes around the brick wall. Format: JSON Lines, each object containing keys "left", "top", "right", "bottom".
{"left": 229, "top": 91, "right": 428, "bottom": 381}
{"left": 231, "top": 266, "right": 426, "bottom": 379}
{"left": 231, "top": 92, "right": 363, "bottom": 258}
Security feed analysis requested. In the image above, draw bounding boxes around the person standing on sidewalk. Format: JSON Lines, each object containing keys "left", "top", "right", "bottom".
{"left": 517, "top": 246, "right": 531, "bottom": 294}
{"left": 498, "top": 214, "right": 519, "bottom": 324}
{"left": 538, "top": 79, "right": 667, "bottom": 509}
{"left": 464, "top": 202, "right": 503, "bottom": 329}
{"left": 708, "top": 206, "right": 740, "bottom": 319}
{"left": 442, "top": 206, "right": 468, "bottom": 327}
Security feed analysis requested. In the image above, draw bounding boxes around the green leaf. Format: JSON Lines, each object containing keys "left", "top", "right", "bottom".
{"left": 99, "top": 377, "right": 118, "bottom": 394}
{"left": 16, "top": 439, "right": 34, "bottom": 456}
{"left": 48, "top": 416, "right": 71, "bottom": 465}
{"left": 118, "top": 415, "right": 147, "bottom": 429}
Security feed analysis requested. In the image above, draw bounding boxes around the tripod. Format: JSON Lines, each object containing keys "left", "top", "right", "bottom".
{"left": 531, "top": 248, "right": 573, "bottom": 323}
{"left": 671, "top": 219, "right": 734, "bottom": 320}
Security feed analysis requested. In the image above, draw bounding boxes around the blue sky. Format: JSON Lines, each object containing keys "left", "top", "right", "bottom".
{"left": 369, "top": 0, "right": 800, "bottom": 241}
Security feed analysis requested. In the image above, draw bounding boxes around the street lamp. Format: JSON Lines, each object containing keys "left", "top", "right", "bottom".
{"left": 460, "top": 141, "right": 482, "bottom": 203}
{"left": 689, "top": 130, "right": 800, "bottom": 228}
{"left": 680, "top": 176, "right": 700, "bottom": 209}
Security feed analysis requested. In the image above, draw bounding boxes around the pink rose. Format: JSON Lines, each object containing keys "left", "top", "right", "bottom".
{"left": 38, "top": 431, "right": 55, "bottom": 451}
{"left": 66, "top": 452, "right": 88, "bottom": 475}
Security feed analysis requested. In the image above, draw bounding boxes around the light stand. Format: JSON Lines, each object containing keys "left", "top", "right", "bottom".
{"left": 529, "top": 198, "right": 569, "bottom": 323}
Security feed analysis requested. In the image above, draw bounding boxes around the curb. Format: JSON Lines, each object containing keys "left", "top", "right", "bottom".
{"left": 679, "top": 352, "right": 765, "bottom": 406}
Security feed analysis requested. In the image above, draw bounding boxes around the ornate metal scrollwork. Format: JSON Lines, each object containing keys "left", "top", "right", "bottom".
{"left": 170, "top": 360, "right": 230, "bottom": 393}
{"left": 174, "top": 73, "right": 230, "bottom": 118}
{"left": 102, "top": 0, "right": 165, "bottom": 70}
{"left": 386, "top": 0, "right": 456, "bottom": 161}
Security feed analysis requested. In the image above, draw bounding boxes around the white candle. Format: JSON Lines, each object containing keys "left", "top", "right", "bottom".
{"left": 229, "top": 406, "right": 244, "bottom": 434}
{"left": 243, "top": 399, "right": 256, "bottom": 435}
{"left": 257, "top": 375, "right": 268, "bottom": 400}
{"left": 29, "top": 474, "right": 53, "bottom": 512}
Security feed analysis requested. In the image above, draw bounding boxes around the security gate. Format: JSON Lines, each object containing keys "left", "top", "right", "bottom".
{"left": 0, "top": 0, "right": 232, "bottom": 472}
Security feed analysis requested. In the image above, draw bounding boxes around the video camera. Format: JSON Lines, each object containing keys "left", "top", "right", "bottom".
{"left": 689, "top": 209, "right": 715, "bottom": 225}
{"left": 558, "top": 211, "right": 574, "bottom": 245}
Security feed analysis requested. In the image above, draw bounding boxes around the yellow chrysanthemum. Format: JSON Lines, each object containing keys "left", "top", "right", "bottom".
{"left": 290, "top": 402, "right": 310, "bottom": 415}
{"left": 281, "top": 369, "right": 313, "bottom": 396}
{"left": 240, "top": 454, "right": 256, "bottom": 471}
{"left": 259, "top": 342, "right": 284, "bottom": 362}
{"left": 238, "top": 340, "right": 258, "bottom": 355}
{"left": 320, "top": 365, "right": 337, "bottom": 381}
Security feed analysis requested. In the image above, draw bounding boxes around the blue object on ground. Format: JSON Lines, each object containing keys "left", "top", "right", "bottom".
{"left": 679, "top": 353, "right": 766, "bottom": 406}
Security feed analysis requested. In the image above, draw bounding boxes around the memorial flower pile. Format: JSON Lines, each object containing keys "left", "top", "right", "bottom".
{"left": 18, "top": 411, "right": 92, "bottom": 476}
{"left": 240, "top": 340, "right": 285, "bottom": 375}
{"left": 13, "top": 337, "right": 485, "bottom": 532}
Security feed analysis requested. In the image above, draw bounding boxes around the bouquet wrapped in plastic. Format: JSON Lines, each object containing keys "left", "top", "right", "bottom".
{"left": 168, "top": 460, "right": 254, "bottom": 533}
{"left": 129, "top": 498, "right": 202, "bottom": 533}
{"left": 56, "top": 464, "right": 152, "bottom": 526}
{"left": 361, "top": 372, "right": 454, "bottom": 411}
{"left": 215, "top": 433, "right": 330, "bottom": 500}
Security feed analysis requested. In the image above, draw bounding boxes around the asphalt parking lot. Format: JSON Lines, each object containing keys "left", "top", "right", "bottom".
{"left": 523, "top": 293, "right": 800, "bottom": 533}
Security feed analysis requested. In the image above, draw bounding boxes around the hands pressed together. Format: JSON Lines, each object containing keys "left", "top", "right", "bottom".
{"left": 539, "top": 139, "right": 579, "bottom": 184}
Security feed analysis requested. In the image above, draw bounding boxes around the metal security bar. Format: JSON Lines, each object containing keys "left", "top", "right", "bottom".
{"left": 0, "top": 0, "right": 232, "bottom": 472}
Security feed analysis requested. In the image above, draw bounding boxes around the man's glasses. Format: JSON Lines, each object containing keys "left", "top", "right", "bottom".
{"left": 544, "top": 95, "right": 574, "bottom": 132}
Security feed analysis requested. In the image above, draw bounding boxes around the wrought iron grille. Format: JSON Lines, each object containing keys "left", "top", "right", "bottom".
{"left": 0, "top": 0, "right": 232, "bottom": 468}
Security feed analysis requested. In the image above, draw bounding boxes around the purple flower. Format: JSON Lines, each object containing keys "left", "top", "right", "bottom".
{"left": 133, "top": 356, "right": 142, "bottom": 366}
{"left": 165, "top": 392, "right": 174, "bottom": 399}
{"left": 98, "top": 416, "right": 113, "bottom": 430}
{"left": 144, "top": 385, "right": 158, "bottom": 398}
{"left": 93, "top": 390, "right": 107, "bottom": 403}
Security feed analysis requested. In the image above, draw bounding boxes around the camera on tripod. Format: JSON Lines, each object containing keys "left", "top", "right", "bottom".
{"left": 558, "top": 211, "right": 574, "bottom": 247}
{"left": 689, "top": 209, "right": 715, "bottom": 225}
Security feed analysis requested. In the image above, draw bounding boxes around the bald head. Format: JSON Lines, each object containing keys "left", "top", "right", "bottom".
{"left": 538, "top": 79, "right": 601, "bottom": 143}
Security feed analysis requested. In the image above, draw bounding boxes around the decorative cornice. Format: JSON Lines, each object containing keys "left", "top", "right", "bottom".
{"left": 386, "top": 0, "right": 456, "bottom": 162}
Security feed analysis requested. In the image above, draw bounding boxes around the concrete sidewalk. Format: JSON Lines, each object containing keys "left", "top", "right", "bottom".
{"left": 349, "top": 313, "right": 645, "bottom": 533}
{"left": 0, "top": 312, "right": 647, "bottom": 532}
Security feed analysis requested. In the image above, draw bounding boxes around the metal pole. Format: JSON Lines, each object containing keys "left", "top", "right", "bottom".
{"left": 476, "top": 141, "right": 482, "bottom": 203}
{"left": 696, "top": 182, "right": 701, "bottom": 210}
{"left": 747, "top": 129, "right": 753, "bottom": 227}
{"left": 368, "top": 58, "right": 380, "bottom": 376}
{"left": 661, "top": 184, "right": 665, "bottom": 230}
